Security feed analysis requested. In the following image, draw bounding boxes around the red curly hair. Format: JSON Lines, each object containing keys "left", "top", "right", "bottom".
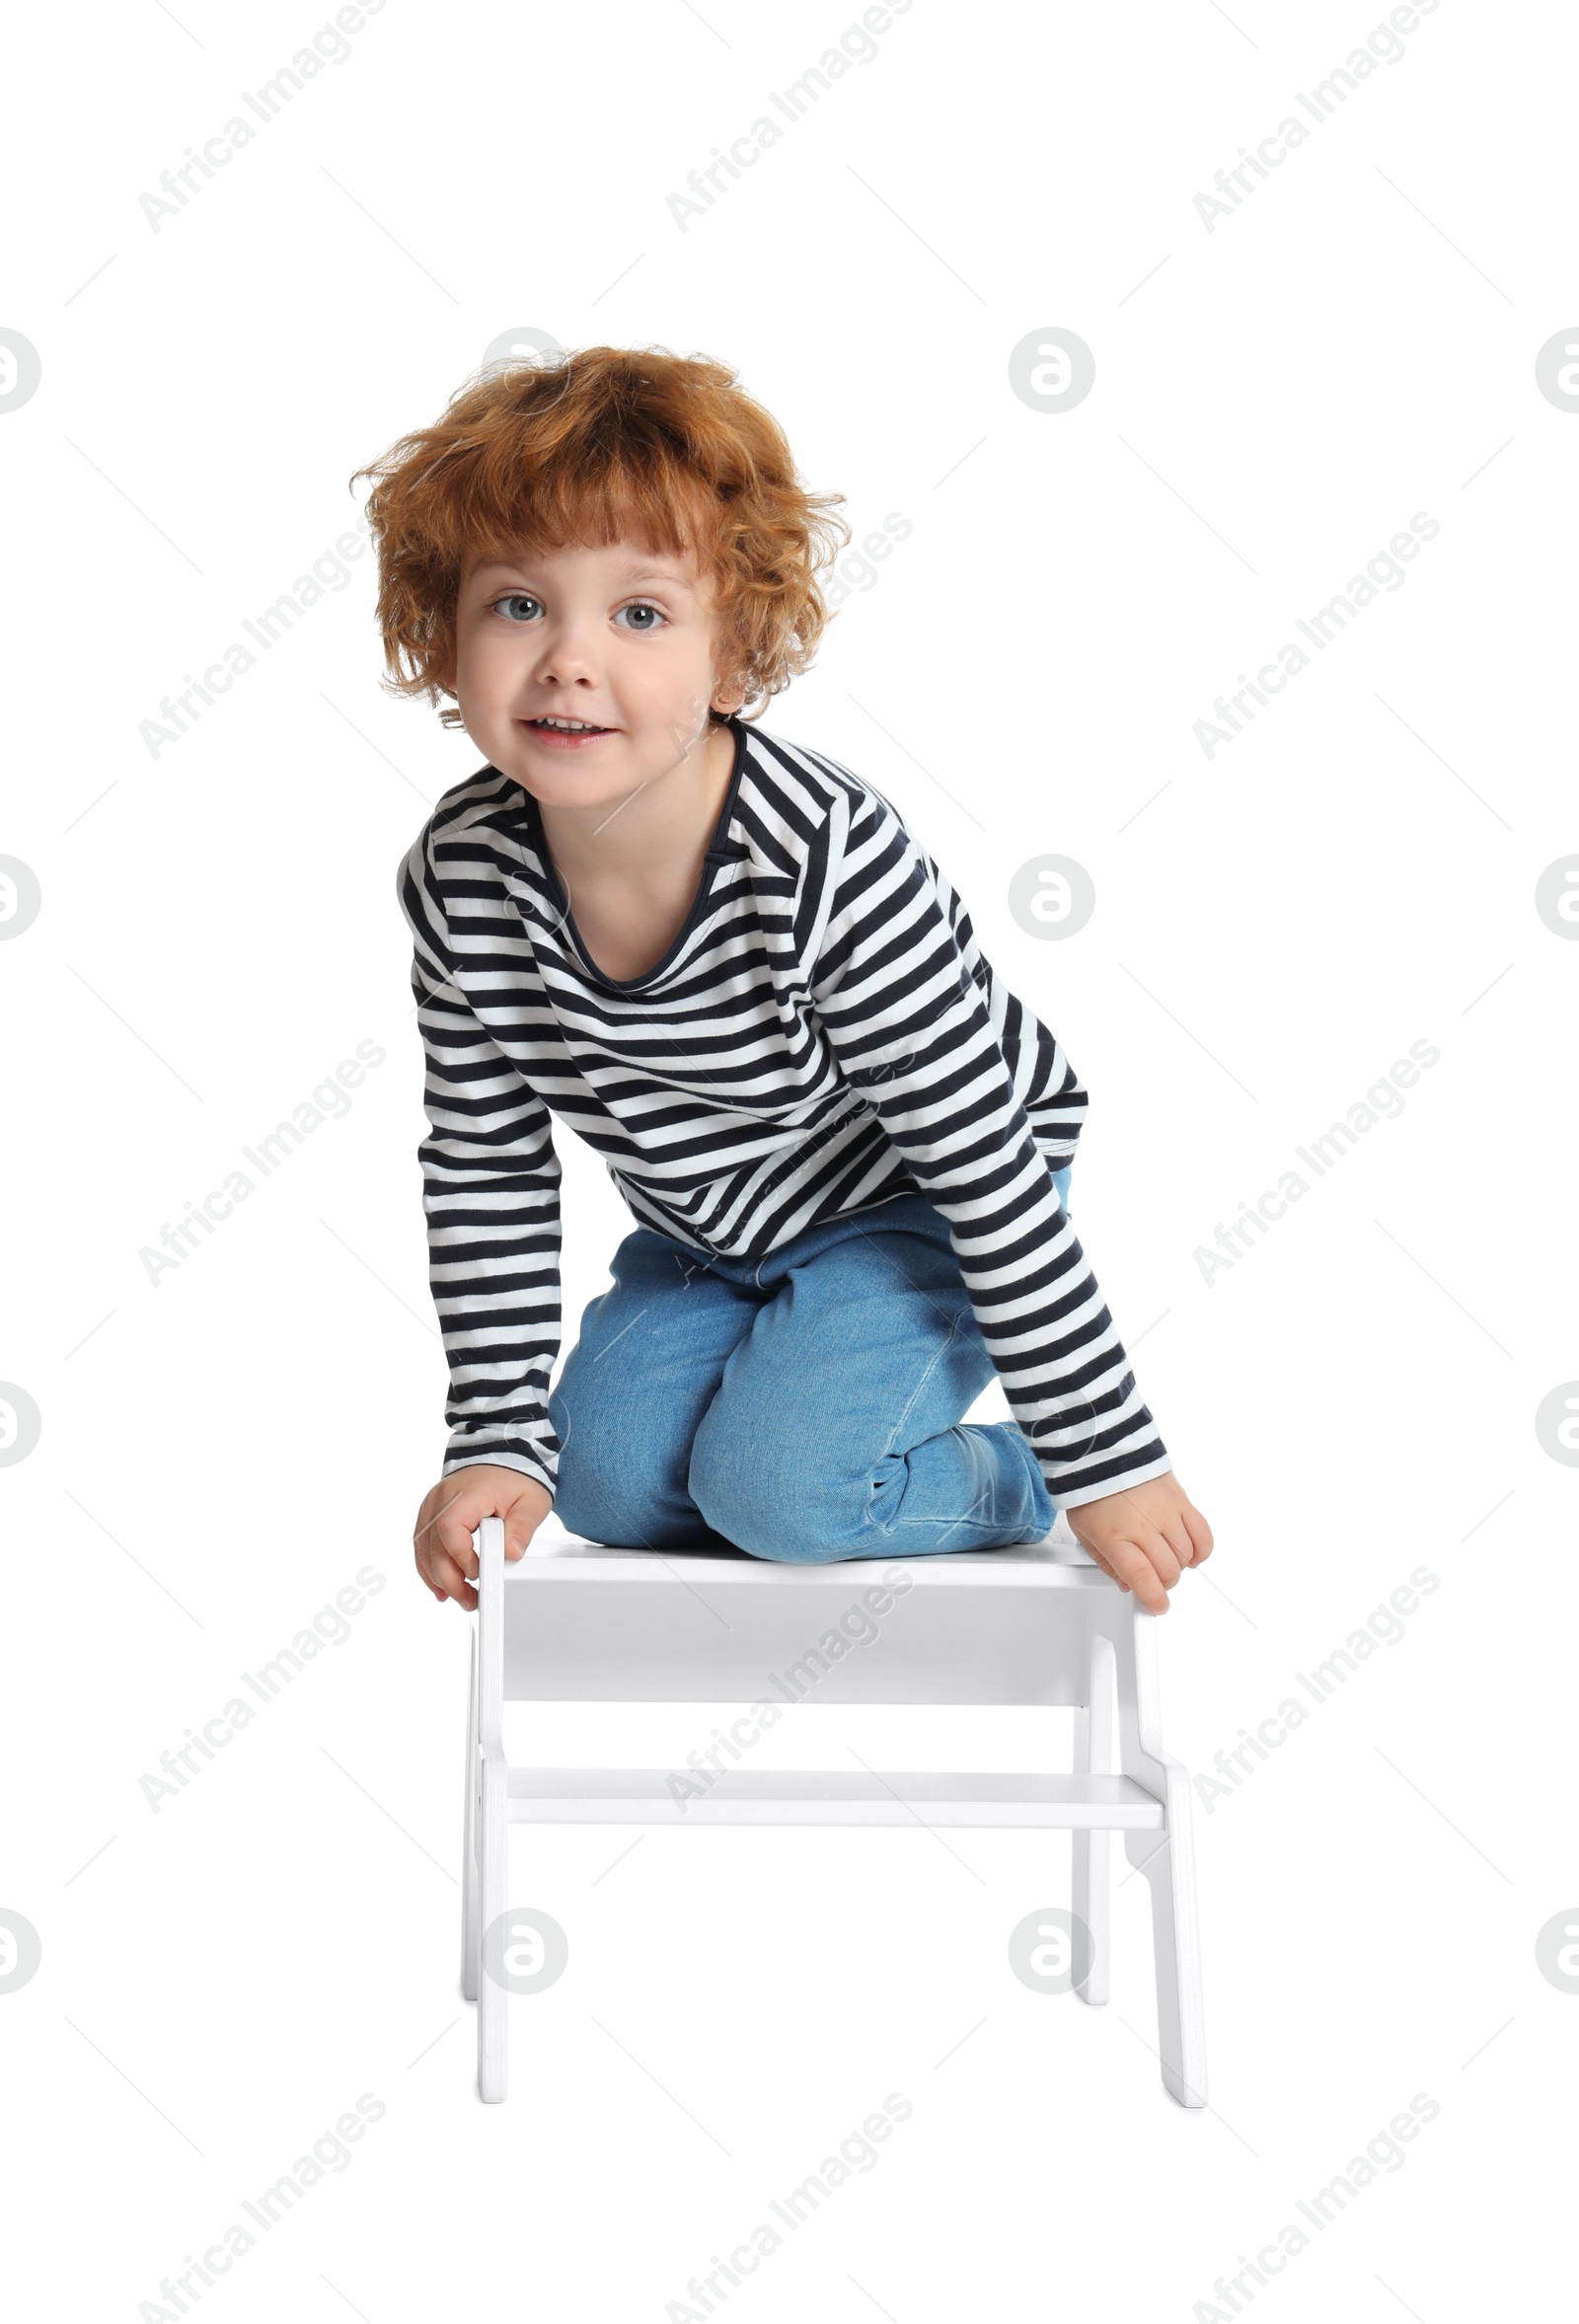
{"left": 350, "top": 344, "right": 852, "bottom": 729}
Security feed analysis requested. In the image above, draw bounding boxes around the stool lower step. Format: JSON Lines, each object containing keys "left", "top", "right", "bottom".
{"left": 502, "top": 1766, "right": 1164, "bottom": 1828}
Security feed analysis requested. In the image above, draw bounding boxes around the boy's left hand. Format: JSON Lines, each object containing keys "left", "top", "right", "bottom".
{"left": 1063, "top": 1473, "right": 1212, "bottom": 1613}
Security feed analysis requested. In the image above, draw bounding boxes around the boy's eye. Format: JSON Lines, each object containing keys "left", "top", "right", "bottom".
{"left": 489, "top": 595, "right": 667, "bottom": 631}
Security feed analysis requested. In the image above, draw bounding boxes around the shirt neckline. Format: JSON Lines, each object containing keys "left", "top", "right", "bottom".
{"left": 518, "top": 712, "right": 750, "bottom": 992}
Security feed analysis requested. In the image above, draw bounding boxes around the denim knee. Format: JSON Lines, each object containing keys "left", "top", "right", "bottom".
{"left": 549, "top": 1386, "right": 695, "bottom": 1549}
{"left": 687, "top": 1411, "right": 868, "bottom": 1564}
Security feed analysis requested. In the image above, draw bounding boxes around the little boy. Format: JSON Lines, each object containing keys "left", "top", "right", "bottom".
{"left": 362, "top": 345, "right": 1213, "bottom": 1614}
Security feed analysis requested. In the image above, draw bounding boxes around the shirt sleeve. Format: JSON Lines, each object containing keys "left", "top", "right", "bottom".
{"left": 397, "top": 821, "right": 563, "bottom": 1496}
{"left": 808, "top": 796, "right": 1172, "bottom": 1509}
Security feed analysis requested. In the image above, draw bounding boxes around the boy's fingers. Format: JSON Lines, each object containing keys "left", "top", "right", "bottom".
{"left": 1077, "top": 1537, "right": 1131, "bottom": 1594}
{"left": 1143, "top": 1529, "right": 1183, "bottom": 1592}
{"left": 432, "top": 1537, "right": 487, "bottom": 1605}
{"left": 425, "top": 1546, "right": 460, "bottom": 1594}
{"left": 1156, "top": 1520, "right": 1193, "bottom": 1579}
{"left": 431, "top": 1506, "right": 481, "bottom": 1581}
{"left": 435, "top": 1554, "right": 478, "bottom": 1612}
{"left": 414, "top": 1501, "right": 470, "bottom": 1567}
{"left": 1105, "top": 1535, "right": 1169, "bottom": 1612}
{"left": 1089, "top": 1545, "right": 1129, "bottom": 1592}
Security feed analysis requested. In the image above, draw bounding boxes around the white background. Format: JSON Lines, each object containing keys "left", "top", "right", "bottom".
{"left": 3, "top": 1, "right": 1574, "bottom": 2316}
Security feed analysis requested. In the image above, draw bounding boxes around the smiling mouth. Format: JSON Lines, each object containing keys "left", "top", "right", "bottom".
{"left": 524, "top": 717, "right": 614, "bottom": 735}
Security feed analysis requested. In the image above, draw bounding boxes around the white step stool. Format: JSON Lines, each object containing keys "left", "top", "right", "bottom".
{"left": 461, "top": 1515, "right": 1206, "bottom": 2108}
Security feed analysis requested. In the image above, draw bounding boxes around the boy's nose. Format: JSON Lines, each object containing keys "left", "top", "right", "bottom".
{"left": 533, "top": 636, "right": 602, "bottom": 682}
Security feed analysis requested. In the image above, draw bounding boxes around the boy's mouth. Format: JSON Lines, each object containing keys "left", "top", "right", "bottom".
{"left": 522, "top": 715, "right": 616, "bottom": 748}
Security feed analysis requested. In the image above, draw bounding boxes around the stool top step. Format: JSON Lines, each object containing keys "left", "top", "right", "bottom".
{"left": 500, "top": 1519, "right": 1110, "bottom": 1590}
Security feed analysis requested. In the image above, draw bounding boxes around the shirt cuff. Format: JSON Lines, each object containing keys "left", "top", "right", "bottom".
{"left": 1052, "top": 1454, "right": 1175, "bottom": 1512}
{"left": 440, "top": 1444, "right": 557, "bottom": 1499}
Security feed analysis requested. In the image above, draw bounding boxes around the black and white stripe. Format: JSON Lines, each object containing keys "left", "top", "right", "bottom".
{"left": 397, "top": 715, "right": 1170, "bottom": 1508}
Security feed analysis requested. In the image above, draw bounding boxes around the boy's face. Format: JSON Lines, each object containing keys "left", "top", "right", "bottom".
{"left": 451, "top": 535, "right": 739, "bottom": 804}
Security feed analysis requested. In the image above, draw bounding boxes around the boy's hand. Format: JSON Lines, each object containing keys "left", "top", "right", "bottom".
{"left": 414, "top": 1465, "right": 554, "bottom": 1611}
{"left": 1063, "top": 1473, "right": 1213, "bottom": 1614}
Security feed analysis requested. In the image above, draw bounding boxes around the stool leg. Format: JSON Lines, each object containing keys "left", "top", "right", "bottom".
{"left": 477, "top": 1751, "right": 508, "bottom": 2103}
{"left": 475, "top": 1516, "right": 509, "bottom": 2103}
{"left": 461, "top": 1629, "right": 480, "bottom": 2004}
{"left": 1124, "top": 1810, "right": 1207, "bottom": 2108}
{"left": 1114, "top": 1610, "right": 1207, "bottom": 2108}
{"left": 1073, "top": 1630, "right": 1114, "bottom": 2005}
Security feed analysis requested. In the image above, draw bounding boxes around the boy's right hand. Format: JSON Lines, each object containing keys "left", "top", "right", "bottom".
{"left": 414, "top": 1465, "right": 554, "bottom": 1610}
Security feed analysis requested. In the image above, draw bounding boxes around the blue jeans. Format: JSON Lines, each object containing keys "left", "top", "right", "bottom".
{"left": 547, "top": 1167, "right": 1074, "bottom": 1565}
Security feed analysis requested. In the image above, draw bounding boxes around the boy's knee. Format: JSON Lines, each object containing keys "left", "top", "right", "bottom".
{"left": 687, "top": 1407, "right": 867, "bottom": 1562}
{"left": 551, "top": 1444, "right": 639, "bottom": 1546}
{"left": 552, "top": 1388, "right": 679, "bottom": 1547}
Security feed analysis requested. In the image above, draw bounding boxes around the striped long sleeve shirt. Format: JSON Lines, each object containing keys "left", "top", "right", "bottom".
{"left": 396, "top": 713, "right": 1171, "bottom": 1511}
